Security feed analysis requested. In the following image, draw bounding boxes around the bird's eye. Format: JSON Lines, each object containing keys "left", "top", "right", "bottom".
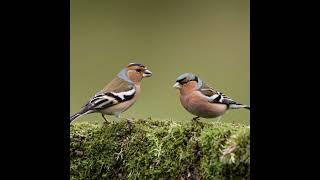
{"left": 136, "top": 69, "right": 142, "bottom": 72}
{"left": 178, "top": 78, "right": 188, "bottom": 85}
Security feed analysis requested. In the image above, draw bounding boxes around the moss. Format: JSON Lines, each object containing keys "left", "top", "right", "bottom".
{"left": 200, "top": 123, "right": 250, "bottom": 179}
{"left": 70, "top": 119, "right": 250, "bottom": 180}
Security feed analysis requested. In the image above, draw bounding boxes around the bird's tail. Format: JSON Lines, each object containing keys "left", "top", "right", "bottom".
{"left": 70, "top": 110, "right": 93, "bottom": 123}
{"left": 229, "top": 103, "right": 250, "bottom": 110}
{"left": 70, "top": 113, "right": 82, "bottom": 122}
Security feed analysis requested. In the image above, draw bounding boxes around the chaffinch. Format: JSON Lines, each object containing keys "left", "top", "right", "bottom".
{"left": 173, "top": 73, "right": 250, "bottom": 121}
{"left": 70, "top": 63, "right": 152, "bottom": 123}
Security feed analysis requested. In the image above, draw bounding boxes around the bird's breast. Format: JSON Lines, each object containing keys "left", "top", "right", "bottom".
{"left": 180, "top": 91, "right": 227, "bottom": 118}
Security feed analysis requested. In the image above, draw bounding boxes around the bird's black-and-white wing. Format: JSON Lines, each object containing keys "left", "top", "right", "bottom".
{"left": 82, "top": 86, "right": 136, "bottom": 112}
{"left": 70, "top": 74, "right": 138, "bottom": 122}
{"left": 200, "top": 88, "right": 233, "bottom": 103}
{"left": 200, "top": 86, "right": 249, "bottom": 109}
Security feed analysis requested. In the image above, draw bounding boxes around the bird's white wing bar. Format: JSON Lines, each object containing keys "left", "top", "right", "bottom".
{"left": 202, "top": 90, "right": 238, "bottom": 105}
{"left": 84, "top": 86, "right": 136, "bottom": 111}
{"left": 111, "top": 88, "right": 136, "bottom": 100}
{"left": 89, "top": 94, "right": 115, "bottom": 109}
{"left": 219, "top": 92, "right": 238, "bottom": 104}
{"left": 207, "top": 94, "right": 220, "bottom": 101}
{"left": 200, "top": 88, "right": 222, "bottom": 102}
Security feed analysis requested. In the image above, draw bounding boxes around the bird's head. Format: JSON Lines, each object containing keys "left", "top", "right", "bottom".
{"left": 118, "top": 63, "right": 152, "bottom": 83}
{"left": 173, "top": 73, "right": 203, "bottom": 93}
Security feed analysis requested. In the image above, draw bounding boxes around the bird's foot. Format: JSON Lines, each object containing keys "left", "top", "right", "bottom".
{"left": 126, "top": 118, "right": 134, "bottom": 124}
{"left": 125, "top": 118, "right": 135, "bottom": 131}
{"left": 192, "top": 116, "right": 200, "bottom": 121}
{"left": 103, "top": 121, "right": 110, "bottom": 125}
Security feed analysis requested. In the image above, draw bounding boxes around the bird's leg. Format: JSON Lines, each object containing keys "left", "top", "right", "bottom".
{"left": 101, "top": 114, "right": 110, "bottom": 124}
{"left": 192, "top": 116, "right": 200, "bottom": 121}
{"left": 125, "top": 117, "right": 134, "bottom": 132}
{"left": 217, "top": 116, "right": 222, "bottom": 122}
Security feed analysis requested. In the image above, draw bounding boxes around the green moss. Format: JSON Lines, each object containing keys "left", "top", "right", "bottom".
{"left": 70, "top": 119, "right": 250, "bottom": 179}
{"left": 200, "top": 123, "right": 250, "bottom": 179}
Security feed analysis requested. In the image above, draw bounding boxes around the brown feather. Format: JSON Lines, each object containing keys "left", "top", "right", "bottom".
{"left": 199, "top": 83, "right": 218, "bottom": 97}
{"left": 101, "top": 76, "right": 134, "bottom": 93}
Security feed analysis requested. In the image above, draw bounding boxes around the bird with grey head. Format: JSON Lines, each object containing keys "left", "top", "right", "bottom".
{"left": 173, "top": 73, "right": 249, "bottom": 121}
{"left": 70, "top": 63, "right": 152, "bottom": 123}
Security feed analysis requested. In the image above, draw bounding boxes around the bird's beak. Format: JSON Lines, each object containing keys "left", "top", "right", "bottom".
{"left": 173, "top": 82, "right": 182, "bottom": 89}
{"left": 143, "top": 69, "right": 152, "bottom": 77}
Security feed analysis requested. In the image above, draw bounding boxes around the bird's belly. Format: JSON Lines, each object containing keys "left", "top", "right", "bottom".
{"left": 101, "top": 85, "right": 140, "bottom": 116}
{"left": 100, "top": 98, "right": 137, "bottom": 116}
{"left": 181, "top": 94, "right": 228, "bottom": 118}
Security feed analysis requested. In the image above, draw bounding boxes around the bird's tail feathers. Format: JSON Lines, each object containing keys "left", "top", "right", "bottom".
{"left": 229, "top": 103, "right": 250, "bottom": 110}
{"left": 70, "top": 110, "right": 93, "bottom": 123}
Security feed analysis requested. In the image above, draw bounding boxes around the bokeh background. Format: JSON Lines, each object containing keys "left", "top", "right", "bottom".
{"left": 71, "top": 0, "right": 250, "bottom": 125}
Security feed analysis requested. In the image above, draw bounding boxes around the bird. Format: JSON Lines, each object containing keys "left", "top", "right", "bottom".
{"left": 70, "top": 63, "right": 152, "bottom": 123}
{"left": 173, "top": 73, "right": 249, "bottom": 121}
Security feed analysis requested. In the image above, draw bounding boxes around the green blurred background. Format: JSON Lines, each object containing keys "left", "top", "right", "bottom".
{"left": 71, "top": 0, "right": 250, "bottom": 125}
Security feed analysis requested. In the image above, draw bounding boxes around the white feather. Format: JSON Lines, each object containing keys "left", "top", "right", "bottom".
{"left": 207, "top": 94, "right": 219, "bottom": 101}
{"left": 112, "top": 88, "right": 136, "bottom": 100}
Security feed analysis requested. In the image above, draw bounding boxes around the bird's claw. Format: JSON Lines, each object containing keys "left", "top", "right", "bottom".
{"left": 126, "top": 118, "right": 134, "bottom": 124}
{"left": 192, "top": 116, "right": 200, "bottom": 121}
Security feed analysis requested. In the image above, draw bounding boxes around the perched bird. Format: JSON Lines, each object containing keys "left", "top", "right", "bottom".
{"left": 70, "top": 63, "right": 152, "bottom": 123}
{"left": 173, "top": 73, "right": 249, "bottom": 121}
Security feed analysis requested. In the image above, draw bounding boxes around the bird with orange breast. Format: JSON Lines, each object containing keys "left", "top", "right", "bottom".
{"left": 70, "top": 63, "right": 152, "bottom": 123}
{"left": 173, "top": 73, "right": 249, "bottom": 121}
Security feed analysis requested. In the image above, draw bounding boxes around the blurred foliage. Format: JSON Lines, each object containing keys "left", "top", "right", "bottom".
{"left": 70, "top": 119, "right": 250, "bottom": 179}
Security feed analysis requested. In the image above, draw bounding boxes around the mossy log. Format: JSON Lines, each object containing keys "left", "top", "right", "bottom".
{"left": 70, "top": 119, "right": 250, "bottom": 180}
